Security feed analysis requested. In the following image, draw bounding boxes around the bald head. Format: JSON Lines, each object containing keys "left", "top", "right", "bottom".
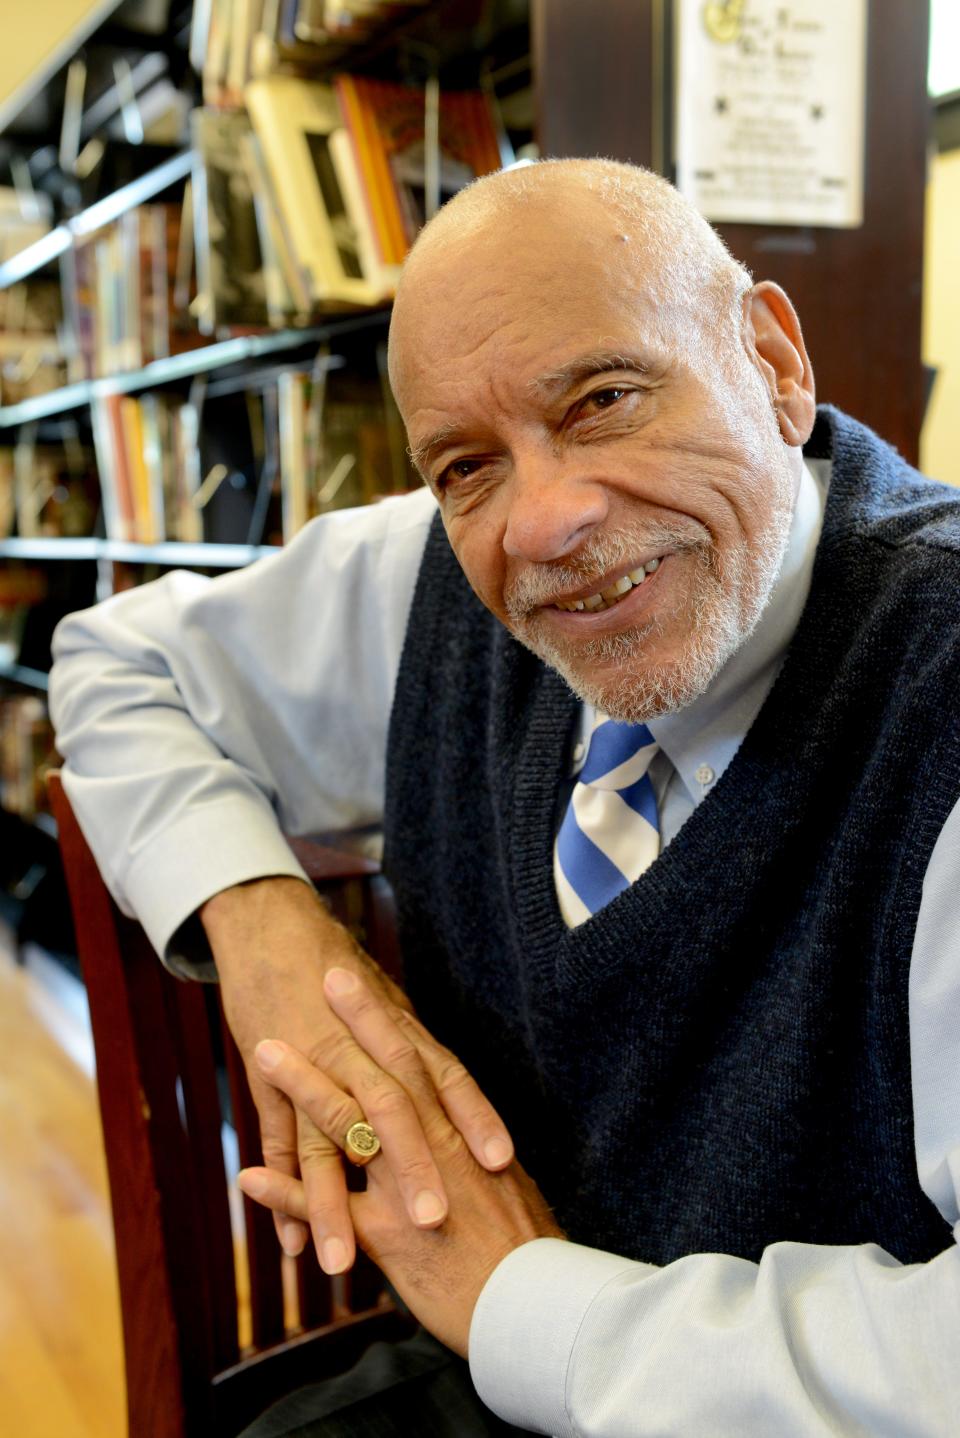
{"left": 388, "top": 158, "right": 753, "bottom": 403}
{"left": 383, "top": 157, "right": 816, "bottom": 725}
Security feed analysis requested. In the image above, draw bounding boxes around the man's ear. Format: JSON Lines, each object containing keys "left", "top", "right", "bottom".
{"left": 741, "top": 281, "right": 816, "bottom": 447}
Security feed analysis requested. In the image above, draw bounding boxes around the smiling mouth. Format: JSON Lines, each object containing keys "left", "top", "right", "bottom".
{"left": 552, "top": 557, "right": 663, "bottom": 613}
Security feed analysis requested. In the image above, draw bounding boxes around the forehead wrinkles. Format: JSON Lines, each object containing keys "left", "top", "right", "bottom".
{"left": 391, "top": 272, "right": 542, "bottom": 411}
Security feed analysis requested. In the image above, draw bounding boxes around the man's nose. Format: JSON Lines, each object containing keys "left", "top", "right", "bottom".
{"left": 501, "top": 446, "right": 609, "bottom": 562}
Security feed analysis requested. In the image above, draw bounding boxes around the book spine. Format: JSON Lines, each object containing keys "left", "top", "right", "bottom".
{"left": 119, "top": 397, "right": 154, "bottom": 544}
{"left": 278, "top": 369, "right": 310, "bottom": 541}
{"left": 101, "top": 394, "right": 136, "bottom": 541}
{"left": 329, "top": 127, "right": 397, "bottom": 300}
{"left": 337, "top": 75, "right": 406, "bottom": 266}
{"left": 138, "top": 393, "right": 167, "bottom": 542}
{"left": 89, "top": 397, "right": 123, "bottom": 541}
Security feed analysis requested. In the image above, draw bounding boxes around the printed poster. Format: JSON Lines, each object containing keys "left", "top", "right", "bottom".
{"left": 675, "top": 0, "right": 868, "bottom": 228}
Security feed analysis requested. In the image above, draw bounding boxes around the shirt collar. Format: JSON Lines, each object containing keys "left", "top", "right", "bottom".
{"left": 638, "top": 457, "right": 829, "bottom": 802}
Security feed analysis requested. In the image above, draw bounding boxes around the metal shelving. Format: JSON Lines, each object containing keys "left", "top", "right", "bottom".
{"left": 0, "top": 324, "right": 342, "bottom": 427}
{"left": 0, "top": 661, "right": 51, "bottom": 692}
{"left": 0, "top": 537, "right": 278, "bottom": 567}
{"left": 0, "top": 149, "right": 195, "bottom": 290}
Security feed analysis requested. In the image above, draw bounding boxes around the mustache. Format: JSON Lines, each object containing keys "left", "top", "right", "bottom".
{"left": 504, "top": 518, "right": 712, "bottom": 620}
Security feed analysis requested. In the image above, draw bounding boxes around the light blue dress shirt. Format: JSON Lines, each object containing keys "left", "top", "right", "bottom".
{"left": 49, "top": 464, "right": 960, "bottom": 1435}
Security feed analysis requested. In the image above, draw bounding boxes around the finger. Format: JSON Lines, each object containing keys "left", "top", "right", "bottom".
{"left": 396, "top": 1008, "right": 514, "bottom": 1169}
{"left": 255, "top": 1036, "right": 448, "bottom": 1229}
{"left": 256, "top": 1040, "right": 366, "bottom": 1271}
{"left": 295, "top": 1106, "right": 356, "bottom": 1274}
{"left": 239, "top": 1158, "right": 406, "bottom": 1232}
{"left": 250, "top": 1069, "right": 309, "bottom": 1257}
{"left": 238, "top": 1165, "right": 308, "bottom": 1221}
{"left": 325, "top": 969, "right": 514, "bottom": 1171}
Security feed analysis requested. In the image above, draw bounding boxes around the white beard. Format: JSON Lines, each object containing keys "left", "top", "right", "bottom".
{"left": 504, "top": 494, "right": 794, "bottom": 724}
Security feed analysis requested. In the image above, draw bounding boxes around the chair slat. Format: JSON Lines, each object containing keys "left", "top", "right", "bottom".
{"left": 221, "top": 1014, "right": 287, "bottom": 1348}
{"left": 48, "top": 775, "right": 412, "bottom": 1437}
{"left": 48, "top": 774, "right": 191, "bottom": 1438}
{"left": 171, "top": 979, "right": 241, "bottom": 1370}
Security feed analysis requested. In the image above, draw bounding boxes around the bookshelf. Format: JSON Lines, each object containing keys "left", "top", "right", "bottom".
{"left": 0, "top": 0, "right": 534, "bottom": 947}
{"left": 0, "top": 148, "right": 195, "bottom": 288}
{"left": 0, "top": 323, "right": 358, "bottom": 425}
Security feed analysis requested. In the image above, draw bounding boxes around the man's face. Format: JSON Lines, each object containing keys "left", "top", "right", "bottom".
{"left": 391, "top": 204, "right": 804, "bottom": 722}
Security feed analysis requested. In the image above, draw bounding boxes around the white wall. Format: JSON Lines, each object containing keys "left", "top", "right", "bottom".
{"left": 921, "top": 148, "right": 960, "bottom": 486}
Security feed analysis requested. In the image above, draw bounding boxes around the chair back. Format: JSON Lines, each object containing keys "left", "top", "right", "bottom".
{"left": 47, "top": 771, "right": 410, "bottom": 1438}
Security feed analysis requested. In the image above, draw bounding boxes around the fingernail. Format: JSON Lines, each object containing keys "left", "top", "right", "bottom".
{"left": 322, "top": 1237, "right": 349, "bottom": 1273}
{"left": 325, "top": 967, "right": 359, "bottom": 997}
{"left": 239, "top": 1170, "right": 267, "bottom": 1198}
{"left": 413, "top": 1189, "right": 446, "bottom": 1225}
{"left": 484, "top": 1137, "right": 513, "bottom": 1168}
{"left": 255, "top": 1039, "right": 284, "bottom": 1070}
{"left": 280, "top": 1220, "right": 306, "bottom": 1257}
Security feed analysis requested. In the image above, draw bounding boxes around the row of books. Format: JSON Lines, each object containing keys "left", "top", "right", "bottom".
{"left": 194, "top": 0, "right": 432, "bottom": 108}
{"left": 88, "top": 364, "right": 414, "bottom": 546}
{"left": 0, "top": 280, "right": 69, "bottom": 406}
{"left": 0, "top": 363, "right": 412, "bottom": 547}
{"left": 191, "top": 72, "right": 505, "bottom": 328}
{"left": 60, "top": 203, "right": 203, "bottom": 383}
{"left": 91, "top": 393, "right": 204, "bottom": 545}
{"left": 0, "top": 694, "right": 54, "bottom": 821}
{"left": 275, "top": 361, "right": 413, "bottom": 539}
{"left": 0, "top": 442, "right": 96, "bottom": 541}
{"left": 47, "top": 70, "right": 503, "bottom": 374}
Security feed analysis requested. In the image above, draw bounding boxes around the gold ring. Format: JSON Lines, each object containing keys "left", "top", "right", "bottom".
{"left": 344, "top": 1120, "right": 381, "bottom": 1165}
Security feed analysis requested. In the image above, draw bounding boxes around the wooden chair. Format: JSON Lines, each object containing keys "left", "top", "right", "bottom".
{"left": 47, "top": 771, "right": 412, "bottom": 1438}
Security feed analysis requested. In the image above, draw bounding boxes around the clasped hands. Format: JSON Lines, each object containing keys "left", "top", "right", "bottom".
{"left": 208, "top": 874, "right": 563, "bottom": 1357}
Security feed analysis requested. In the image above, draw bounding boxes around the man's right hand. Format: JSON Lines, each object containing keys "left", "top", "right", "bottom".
{"left": 200, "top": 875, "right": 514, "bottom": 1274}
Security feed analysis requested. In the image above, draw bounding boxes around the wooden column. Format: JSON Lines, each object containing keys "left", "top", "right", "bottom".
{"left": 533, "top": 0, "right": 931, "bottom": 464}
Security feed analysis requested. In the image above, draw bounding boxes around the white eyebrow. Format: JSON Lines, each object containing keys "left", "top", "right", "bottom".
{"left": 408, "top": 422, "right": 465, "bottom": 475}
{"left": 528, "top": 350, "right": 653, "bottom": 398}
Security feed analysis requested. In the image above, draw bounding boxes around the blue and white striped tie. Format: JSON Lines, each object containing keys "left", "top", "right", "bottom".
{"left": 554, "top": 714, "right": 660, "bottom": 928}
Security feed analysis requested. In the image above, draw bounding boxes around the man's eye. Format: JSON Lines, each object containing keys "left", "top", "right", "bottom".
{"left": 442, "top": 458, "right": 483, "bottom": 485}
{"left": 583, "top": 386, "right": 628, "bottom": 411}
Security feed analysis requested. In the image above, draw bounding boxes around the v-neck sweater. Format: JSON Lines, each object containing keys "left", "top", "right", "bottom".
{"left": 383, "top": 407, "right": 958, "bottom": 1267}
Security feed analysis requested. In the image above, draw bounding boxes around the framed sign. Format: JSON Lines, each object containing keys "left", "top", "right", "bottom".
{"left": 675, "top": 0, "right": 868, "bottom": 228}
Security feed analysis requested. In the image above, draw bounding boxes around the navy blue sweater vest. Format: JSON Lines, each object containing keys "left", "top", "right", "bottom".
{"left": 383, "top": 408, "right": 959, "bottom": 1267}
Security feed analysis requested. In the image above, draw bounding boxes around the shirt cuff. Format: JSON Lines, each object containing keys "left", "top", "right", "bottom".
{"left": 119, "top": 799, "right": 310, "bottom": 974}
{"left": 468, "top": 1237, "right": 653, "bottom": 1436}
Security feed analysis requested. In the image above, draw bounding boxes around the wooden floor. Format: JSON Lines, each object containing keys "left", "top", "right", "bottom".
{"left": 0, "top": 928, "right": 126, "bottom": 1438}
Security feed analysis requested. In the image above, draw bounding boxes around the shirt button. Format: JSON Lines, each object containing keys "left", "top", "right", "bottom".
{"left": 694, "top": 764, "right": 715, "bottom": 787}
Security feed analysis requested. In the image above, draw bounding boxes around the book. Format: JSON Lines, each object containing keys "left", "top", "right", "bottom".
{"left": 240, "top": 130, "right": 313, "bottom": 324}
{"left": 191, "top": 108, "right": 270, "bottom": 333}
{"left": 0, "top": 694, "right": 55, "bottom": 820}
{"left": 334, "top": 76, "right": 505, "bottom": 266}
{"left": 13, "top": 436, "right": 56, "bottom": 539}
{"left": 328, "top": 127, "right": 400, "bottom": 298}
{"left": 93, "top": 395, "right": 137, "bottom": 541}
{"left": 173, "top": 394, "right": 204, "bottom": 542}
{"left": 0, "top": 280, "right": 67, "bottom": 403}
{"left": 119, "top": 396, "right": 163, "bottom": 545}
{"left": 9, "top": 431, "right": 95, "bottom": 539}
{"left": 138, "top": 393, "right": 173, "bottom": 543}
{"left": 278, "top": 368, "right": 311, "bottom": 540}
{"left": 245, "top": 75, "right": 391, "bottom": 307}
{"left": 0, "top": 451, "right": 12, "bottom": 538}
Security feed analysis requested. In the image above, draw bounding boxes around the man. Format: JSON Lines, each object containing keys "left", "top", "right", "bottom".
{"left": 50, "top": 160, "right": 960, "bottom": 1435}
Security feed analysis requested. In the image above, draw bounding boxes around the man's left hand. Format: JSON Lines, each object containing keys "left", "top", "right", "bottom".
{"left": 238, "top": 969, "right": 564, "bottom": 1356}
